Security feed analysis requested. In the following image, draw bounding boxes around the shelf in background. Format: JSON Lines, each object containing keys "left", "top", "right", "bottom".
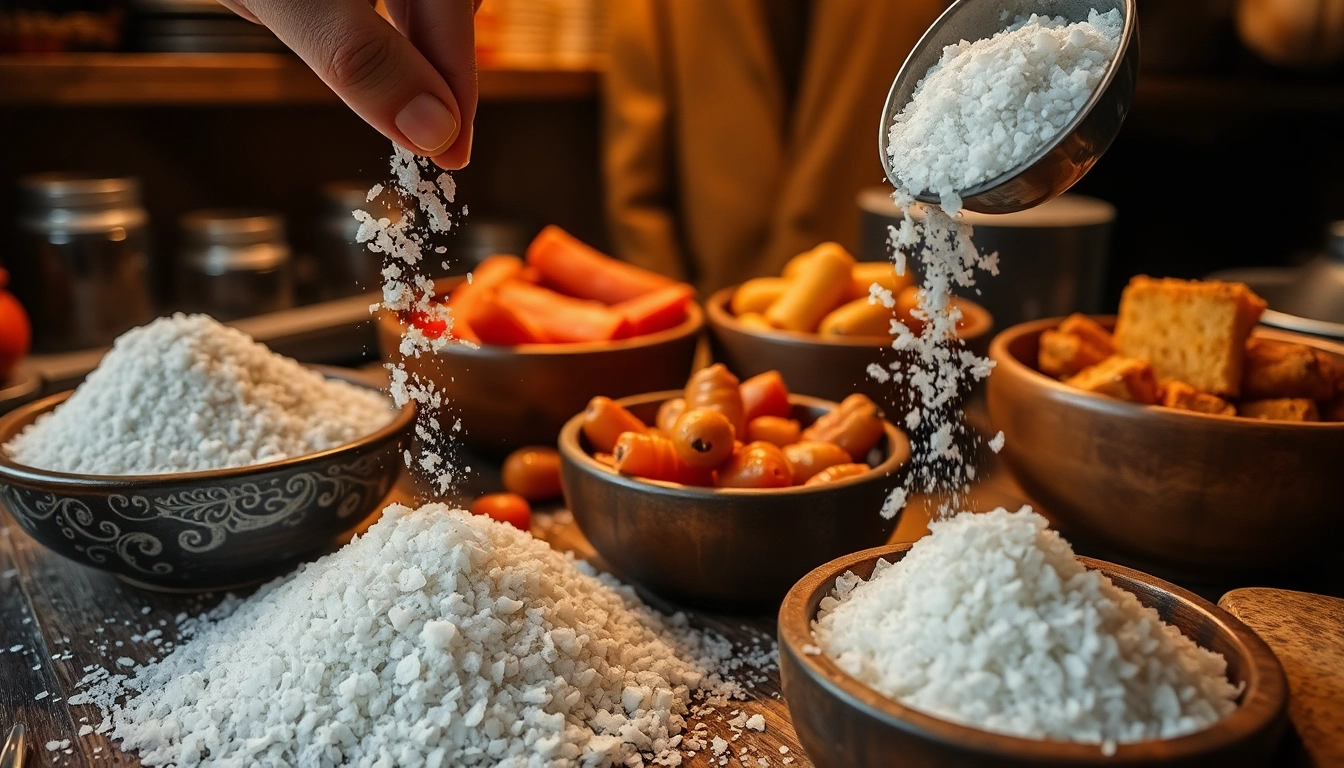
{"left": 0, "top": 53, "right": 601, "bottom": 106}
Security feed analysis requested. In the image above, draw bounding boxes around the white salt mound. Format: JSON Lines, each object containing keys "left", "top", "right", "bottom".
{"left": 73, "top": 504, "right": 733, "bottom": 767}
{"left": 813, "top": 508, "right": 1239, "bottom": 745}
{"left": 887, "top": 9, "right": 1122, "bottom": 209}
{"left": 5, "top": 314, "right": 394, "bottom": 475}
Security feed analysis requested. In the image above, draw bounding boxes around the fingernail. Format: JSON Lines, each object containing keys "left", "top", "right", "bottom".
{"left": 396, "top": 93, "right": 458, "bottom": 156}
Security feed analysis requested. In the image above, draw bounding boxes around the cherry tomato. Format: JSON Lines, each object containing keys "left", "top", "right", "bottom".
{"left": 471, "top": 493, "right": 532, "bottom": 531}
{"left": 502, "top": 446, "right": 563, "bottom": 501}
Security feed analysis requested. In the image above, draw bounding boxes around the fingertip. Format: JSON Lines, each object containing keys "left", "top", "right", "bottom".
{"left": 431, "top": 130, "right": 472, "bottom": 171}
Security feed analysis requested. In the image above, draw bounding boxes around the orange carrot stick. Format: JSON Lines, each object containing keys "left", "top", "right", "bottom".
{"left": 497, "top": 280, "right": 632, "bottom": 342}
{"left": 611, "top": 283, "right": 695, "bottom": 337}
{"left": 449, "top": 255, "right": 525, "bottom": 343}
{"left": 464, "top": 289, "right": 549, "bottom": 345}
{"left": 526, "top": 225, "right": 674, "bottom": 304}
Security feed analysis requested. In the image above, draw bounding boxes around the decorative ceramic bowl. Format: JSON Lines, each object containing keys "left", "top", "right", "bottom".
{"left": 987, "top": 318, "right": 1344, "bottom": 578}
{"left": 557, "top": 391, "right": 911, "bottom": 609}
{"left": 779, "top": 543, "right": 1289, "bottom": 768}
{"left": 0, "top": 369, "right": 414, "bottom": 591}
{"left": 376, "top": 280, "right": 703, "bottom": 455}
{"left": 706, "top": 286, "right": 993, "bottom": 404}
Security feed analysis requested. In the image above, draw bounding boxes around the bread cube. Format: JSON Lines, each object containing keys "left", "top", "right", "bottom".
{"left": 1038, "top": 314, "right": 1115, "bottom": 379}
{"left": 1239, "top": 398, "right": 1320, "bottom": 422}
{"left": 1114, "top": 276, "right": 1266, "bottom": 397}
{"left": 1160, "top": 380, "right": 1236, "bottom": 416}
{"left": 1242, "top": 338, "right": 1335, "bottom": 401}
{"left": 1064, "top": 356, "right": 1160, "bottom": 405}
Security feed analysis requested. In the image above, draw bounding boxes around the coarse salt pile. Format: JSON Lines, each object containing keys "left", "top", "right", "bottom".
{"left": 72, "top": 504, "right": 737, "bottom": 767}
{"left": 877, "top": 9, "right": 1121, "bottom": 516}
{"left": 813, "top": 508, "right": 1240, "bottom": 749}
{"left": 886, "top": 9, "right": 1122, "bottom": 211}
{"left": 4, "top": 314, "right": 393, "bottom": 475}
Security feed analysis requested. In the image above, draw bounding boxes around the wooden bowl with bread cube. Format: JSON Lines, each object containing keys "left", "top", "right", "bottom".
{"left": 987, "top": 276, "right": 1344, "bottom": 578}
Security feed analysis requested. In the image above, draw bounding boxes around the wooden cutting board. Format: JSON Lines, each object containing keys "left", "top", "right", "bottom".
{"left": 1219, "top": 588, "right": 1344, "bottom": 767}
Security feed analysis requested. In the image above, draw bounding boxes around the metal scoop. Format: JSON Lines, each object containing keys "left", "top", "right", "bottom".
{"left": 880, "top": 0, "right": 1139, "bottom": 215}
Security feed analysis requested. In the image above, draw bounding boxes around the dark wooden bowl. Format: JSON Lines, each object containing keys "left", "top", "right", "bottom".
{"left": 706, "top": 286, "right": 993, "bottom": 404}
{"left": 779, "top": 543, "right": 1289, "bottom": 768}
{"left": 557, "top": 391, "right": 911, "bottom": 610}
{"left": 0, "top": 368, "right": 414, "bottom": 591}
{"left": 376, "top": 282, "right": 703, "bottom": 455}
{"left": 987, "top": 318, "right": 1344, "bottom": 578}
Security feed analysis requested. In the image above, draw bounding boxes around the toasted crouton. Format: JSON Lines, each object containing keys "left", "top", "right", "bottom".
{"left": 1058, "top": 313, "right": 1116, "bottom": 353}
{"left": 1160, "top": 381, "right": 1236, "bottom": 416}
{"left": 1038, "top": 314, "right": 1115, "bottom": 379}
{"left": 1239, "top": 398, "right": 1320, "bottom": 422}
{"left": 1242, "top": 338, "right": 1335, "bottom": 401}
{"left": 1065, "top": 356, "right": 1160, "bottom": 404}
{"left": 1114, "top": 276, "right": 1266, "bottom": 397}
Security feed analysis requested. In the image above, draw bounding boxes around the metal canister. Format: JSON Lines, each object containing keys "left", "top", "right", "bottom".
{"left": 14, "top": 173, "right": 154, "bottom": 352}
{"left": 178, "top": 209, "right": 292, "bottom": 321}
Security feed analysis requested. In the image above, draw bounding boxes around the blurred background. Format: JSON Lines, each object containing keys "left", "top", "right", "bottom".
{"left": 0, "top": 0, "right": 1341, "bottom": 389}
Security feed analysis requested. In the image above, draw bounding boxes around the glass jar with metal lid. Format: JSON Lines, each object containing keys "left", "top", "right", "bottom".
{"left": 14, "top": 173, "right": 154, "bottom": 352}
{"left": 177, "top": 209, "right": 293, "bottom": 321}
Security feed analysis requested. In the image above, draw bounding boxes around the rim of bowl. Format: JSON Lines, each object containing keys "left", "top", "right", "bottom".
{"left": 991, "top": 316, "right": 1344, "bottom": 430}
{"left": 378, "top": 286, "right": 705, "bottom": 357}
{"left": 0, "top": 366, "right": 416, "bottom": 486}
{"left": 558, "top": 390, "right": 911, "bottom": 497}
{"left": 706, "top": 286, "right": 993, "bottom": 348}
{"left": 779, "top": 542, "right": 1288, "bottom": 762}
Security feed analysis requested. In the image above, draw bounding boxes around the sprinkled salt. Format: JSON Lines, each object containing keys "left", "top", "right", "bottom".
{"left": 881, "top": 10, "right": 1121, "bottom": 516}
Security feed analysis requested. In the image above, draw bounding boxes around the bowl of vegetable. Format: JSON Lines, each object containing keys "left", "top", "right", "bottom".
{"left": 706, "top": 243, "right": 992, "bottom": 404}
{"left": 377, "top": 227, "right": 703, "bottom": 454}
{"left": 557, "top": 365, "right": 911, "bottom": 609}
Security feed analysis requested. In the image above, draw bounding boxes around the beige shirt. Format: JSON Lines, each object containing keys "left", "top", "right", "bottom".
{"left": 603, "top": 0, "right": 945, "bottom": 294}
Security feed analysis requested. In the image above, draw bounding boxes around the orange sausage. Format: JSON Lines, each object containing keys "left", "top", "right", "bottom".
{"left": 501, "top": 446, "right": 563, "bottom": 501}
{"left": 745, "top": 416, "right": 801, "bottom": 446}
{"left": 740, "top": 370, "right": 792, "bottom": 421}
{"left": 669, "top": 408, "right": 736, "bottom": 468}
{"left": 656, "top": 398, "right": 687, "bottom": 433}
{"left": 782, "top": 441, "right": 854, "bottom": 484}
{"left": 731, "top": 277, "right": 791, "bottom": 315}
{"left": 581, "top": 396, "right": 648, "bottom": 454}
{"left": 848, "top": 261, "right": 913, "bottom": 302}
{"left": 716, "top": 442, "right": 794, "bottom": 488}
{"left": 684, "top": 364, "right": 746, "bottom": 435}
{"left": 801, "top": 394, "right": 885, "bottom": 459}
{"left": 734, "top": 312, "right": 776, "bottom": 332}
{"left": 526, "top": 225, "right": 675, "bottom": 304}
{"left": 803, "top": 463, "right": 870, "bottom": 486}
{"left": 471, "top": 493, "right": 532, "bottom": 530}
{"left": 613, "top": 431, "right": 714, "bottom": 485}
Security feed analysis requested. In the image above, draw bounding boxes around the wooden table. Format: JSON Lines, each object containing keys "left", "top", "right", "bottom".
{"left": 3, "top": 433, "right": 1341, "bottom": 767}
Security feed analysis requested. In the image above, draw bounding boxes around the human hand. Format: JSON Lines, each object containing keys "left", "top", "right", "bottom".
{"left": 218, "top": 0, "right": 480, "bottom": 170}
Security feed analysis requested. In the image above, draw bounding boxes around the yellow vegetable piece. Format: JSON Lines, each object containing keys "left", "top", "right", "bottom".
{"left": 731, "top": 277, "right": 791, "bottom": 315}
{"left": 735, "top": 312, "right": 775, "bottom": 331}
{"left": 765, "top": 243, "right": 854, "bottom": 333}
{"left": 849, "top": 261, "right": 912, "bottom": 302}
{"left": 818, "top": 296, "right": 896, "bottom": 337}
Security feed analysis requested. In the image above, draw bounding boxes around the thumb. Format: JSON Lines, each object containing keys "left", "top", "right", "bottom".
{"left": 230, "top": 0, "right": 469, "bottom": 169}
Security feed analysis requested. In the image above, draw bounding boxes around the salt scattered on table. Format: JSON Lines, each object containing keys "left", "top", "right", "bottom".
{"left": 813, "top": 508, "right": 1240, "bottom": 744}
{"left": 4, "top": 314, "right": 394, "bottom": 475}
